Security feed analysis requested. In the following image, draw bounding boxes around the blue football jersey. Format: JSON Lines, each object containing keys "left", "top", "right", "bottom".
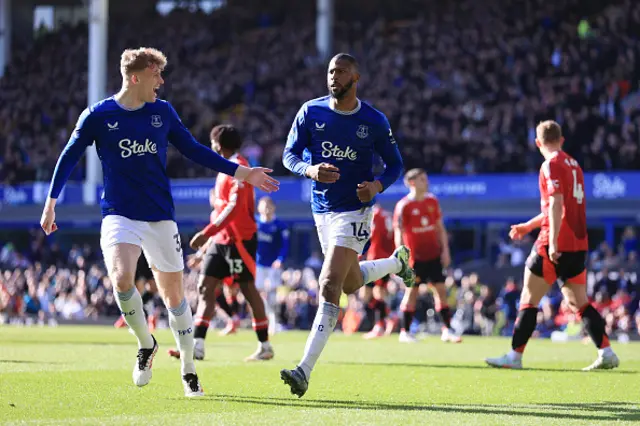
{"left": 256, "top": 217, "right": 289, "bottom": 267}
{"left": 283, "top": 96, "right": 403, "bottom": 214}
{"left": 48, "top": 97, "right": 238, "bottom": 221}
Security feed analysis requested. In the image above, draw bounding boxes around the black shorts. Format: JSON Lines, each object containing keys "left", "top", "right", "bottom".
{"left": 202, "top": 235, "right": 257, "bottom": 282}
{"left": 414, "top": 259, "right": 445, "bottom": 285}
{"left": 135, "top": 253, "right": 154, "bottom": 281}
{"left": 526, "top": 246, "right": 587, "bottom": 285}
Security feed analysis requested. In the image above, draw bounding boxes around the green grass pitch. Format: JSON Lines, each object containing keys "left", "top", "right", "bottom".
{"left": 1, "top": 326, "right": 639, "bottom": 425}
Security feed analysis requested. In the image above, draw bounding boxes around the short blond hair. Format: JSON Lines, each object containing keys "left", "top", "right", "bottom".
{"left": 120, "top": 47, "right": 167, "bottom": 76}
{"left": 404, "top": 168, "right": 426, "bottom": 185}
{"left": 536, "top": 120, "right": 562, "bottom": 144}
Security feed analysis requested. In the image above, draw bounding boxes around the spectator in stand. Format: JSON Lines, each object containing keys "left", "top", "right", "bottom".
{"left": 2, "top": 0, "right": 640, "bottom": 182}
{"left": 498, "top": 277, "right": 520, "bottom": 336}
{"left": 620, "top": 226, "right": 638, "bottom": 261}
{"left": 475, "top": 285, "right": 498, "bottom": 336}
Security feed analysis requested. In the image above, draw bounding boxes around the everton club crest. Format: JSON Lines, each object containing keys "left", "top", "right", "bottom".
{"left": 356, "top": 125, "right": 369, "bottom": 139}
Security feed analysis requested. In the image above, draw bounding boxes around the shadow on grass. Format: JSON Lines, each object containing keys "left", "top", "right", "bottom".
{"left": 176, "top": 394, "right": 640, "bottom": 421}
{"left": 0, "top": 340, "right": 134, "bottom": 346}
{"left": 326, "top": 361, "right": 638, "bottom": 375}
{"left": 0, "top": 359, "right": 66, "bottom": 364}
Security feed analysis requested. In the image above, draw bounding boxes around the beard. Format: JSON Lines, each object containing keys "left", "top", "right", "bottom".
{"left": 328, "top": 79, "right": 354, "bottom": 99}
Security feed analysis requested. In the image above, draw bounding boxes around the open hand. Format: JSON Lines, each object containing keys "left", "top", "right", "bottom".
{"left": 190, "top": 231, "right": 209, "bottom": 250}
{"left": 186, "top": 254, "right": 203, "bottom": 269}
{"left": 509, "top": 223, "right": 531, "bottom": 241}
{"left": 244, "top": 167, "right": 280, "bottom": 193}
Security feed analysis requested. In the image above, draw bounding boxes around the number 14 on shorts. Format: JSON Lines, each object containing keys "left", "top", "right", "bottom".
{"left": 351, "top": 222, "right": 369, "bottom": 239}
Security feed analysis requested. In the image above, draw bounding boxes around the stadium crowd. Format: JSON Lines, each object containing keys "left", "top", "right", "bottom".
{"left": 1, "top": 0, "right": 640, "bottom": 343}
{"left": 1, "top": 0, "right": 640, "bottom": 183}
{"left": 1, "top": 227, "right": 638, "bottom": 342}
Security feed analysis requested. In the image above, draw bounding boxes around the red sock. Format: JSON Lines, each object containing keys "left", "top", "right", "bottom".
{"left": 252, "top": 318, "right": 269, "bottom": 343}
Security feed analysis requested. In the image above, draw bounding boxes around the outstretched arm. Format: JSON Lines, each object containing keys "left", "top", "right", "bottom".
{"left": 167, "top": 103, "right": 239, "bottom": 177}
{"left": 48, "top": 108, "right": 95, "bottom": 201}
{"left": 42, "top": 108, "right": 95, "bottom": 234}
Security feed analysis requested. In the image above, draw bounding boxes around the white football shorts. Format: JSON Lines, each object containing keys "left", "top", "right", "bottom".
{"left": 255, "top": 265, "right": 282, "bottom": 291}
{"left": 100, "top": 215, "right": 184, "bottom": 273}
{"left": 313, "top": 207, "right": 373, "bottom": 255}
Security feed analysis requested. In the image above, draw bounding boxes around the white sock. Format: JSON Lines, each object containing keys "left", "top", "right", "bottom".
{"left": 359, "top": 258, "right": 401, "bottom": 284}
{"left": 598, "top": 346, "right": 614, "bottom": 357}
{"left": 298, "top": 301, "right": 339, "bottom": 379}
{"left": 168, "top": 298, "right": 196, "bottom": 375}
{"left": 508, "top": 350, "right": 522, "bottom": 361}
{"left": 115, "top": 287, "right": 154, "bottom": 349}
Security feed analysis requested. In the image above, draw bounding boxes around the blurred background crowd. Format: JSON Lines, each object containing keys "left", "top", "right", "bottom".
{"left": 1, "top": 0, "right": 640, "bottom": 342}
{"left": 1, "top": 223, "right": 638, "bottom": 341}
{"left": 2, "top": 0, "right": 640, "bottom": 183}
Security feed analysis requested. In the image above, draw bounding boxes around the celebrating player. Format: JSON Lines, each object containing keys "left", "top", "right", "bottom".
{"left": 485, "top": 120, "right": 619, "bottom": 371}
{"left": 280, "top": 53, "right": 414, "bottom": 398}
{"left": 362, "top": 203, "right": 395, "bottom": 339}
{"left": 40, "top": 48, "right": 279, "bottom": 397}
{"left": 184, "top": 124, "right": 275, "bottom": 362}
{"left": 393, "top": 169, "right": 459, "bottom": 343}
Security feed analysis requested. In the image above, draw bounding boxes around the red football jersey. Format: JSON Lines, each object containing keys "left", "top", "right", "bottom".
{"left": 210, "top": 154, "right": 257, "bottom": 244}
{"left": 367, "top": 205, "right": 394, "bottom": 260}
{"left": 393, "top": 194, "right": 442, "bottom": 264}
{"left": 537, "top": 151, "right": 588, "bottom": 253}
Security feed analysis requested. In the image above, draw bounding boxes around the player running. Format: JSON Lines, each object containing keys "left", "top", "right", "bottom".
{"left": 362, "top": 203, "right": 395, "bottom": 339}
{"left": 280, "top": 53, "right": 414, "bottom": 398}
{"left": 40, "top": 48, "right": 279, "bottom": 397}
{"left": 180, "top": 124, "right": 275, "bottom": 362}
{"left": 485, "top": 120, "right": 619, "bottom": 371}
{"left": 182, "top": 188, "right": 241, "bottom": 337}
{"left": 393, "top": 169, "right": 459, "bottom": 343}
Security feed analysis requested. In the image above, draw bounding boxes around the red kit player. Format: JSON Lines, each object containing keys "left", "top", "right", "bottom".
{"left": 169, "top": 125, "right": 274, "bottom": 362}
{"left": 486, "top": 120, "right": 619, "bottom": 371}
{"left": 362, "top": 203, "right": 396, "bottom": 339}
{"left": 393, "top": 169, "right": 460, "bottom": 343}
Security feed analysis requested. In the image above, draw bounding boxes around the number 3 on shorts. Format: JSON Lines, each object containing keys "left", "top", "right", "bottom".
{"left": 173, "top": 233, "right": 182, "bottom": 252}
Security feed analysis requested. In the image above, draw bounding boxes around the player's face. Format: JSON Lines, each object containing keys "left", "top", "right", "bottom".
{"left": 137, "top": 65, "right": 164, "bottom": 103}
{"left": 327, "top": 59, "right": 358, "bottom": 99}
{"left": 258, "top": 198, "right": 275, "bottom": 216}
{"left": 211, "top": 139, "right": 222, "bottom": 154}
{"left": 410, "top": 173, "right": 428, "bottom": 192}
